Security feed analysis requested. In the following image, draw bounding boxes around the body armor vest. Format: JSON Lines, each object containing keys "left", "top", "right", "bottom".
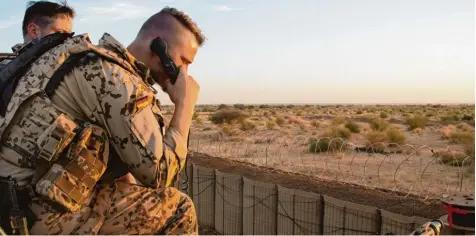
{"left": 0, "top": 32, "right": 142, "bottom": 212}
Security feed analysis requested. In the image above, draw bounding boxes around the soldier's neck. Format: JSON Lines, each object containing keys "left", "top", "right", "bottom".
{"left": 127, "top": 41, "right": 149, "bottom": 66}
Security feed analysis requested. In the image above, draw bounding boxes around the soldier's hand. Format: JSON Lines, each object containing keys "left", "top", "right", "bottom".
{"left": 165, "top": 66, "right": 199, "bottom": 108}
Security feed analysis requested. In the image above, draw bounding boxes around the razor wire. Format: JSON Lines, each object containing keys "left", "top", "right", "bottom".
{"left": 188, "top": 132, "right": 475, "bottom": 201}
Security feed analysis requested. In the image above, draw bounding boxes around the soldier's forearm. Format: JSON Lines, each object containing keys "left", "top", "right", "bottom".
{"left": 169, "top": 103, "right": 194, "bottom": 141}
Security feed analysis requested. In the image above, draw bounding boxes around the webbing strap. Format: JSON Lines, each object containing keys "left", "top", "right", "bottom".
{"left": 0, "top": 32, "right": 73, "bottom": 116}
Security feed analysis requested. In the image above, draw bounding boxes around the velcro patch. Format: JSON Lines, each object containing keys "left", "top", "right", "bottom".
{"left": 134, "top": 95, "right": 153, "bottom": 113}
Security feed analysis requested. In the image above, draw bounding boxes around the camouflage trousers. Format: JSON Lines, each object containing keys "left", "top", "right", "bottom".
{"left": 28, "top": 175, "right": 198, "bottom": 235}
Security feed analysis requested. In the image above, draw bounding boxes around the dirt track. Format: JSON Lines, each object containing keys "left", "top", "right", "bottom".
{"left": 189, "top": 152, "right": 446, "bottom": 219}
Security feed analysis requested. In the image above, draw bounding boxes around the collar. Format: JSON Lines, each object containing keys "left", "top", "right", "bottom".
{"left": 98, "top": 33, "right": 151, "bottom": 80}
{"left": 11, "top": 43, "right": 25, "bottom": 54}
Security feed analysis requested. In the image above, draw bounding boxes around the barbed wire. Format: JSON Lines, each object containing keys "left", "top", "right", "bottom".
{"left": 188, "top": 132, "right": 475, "bottom": 201}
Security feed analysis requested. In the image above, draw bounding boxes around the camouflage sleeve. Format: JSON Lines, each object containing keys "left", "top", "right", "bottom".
{"left": 75, "top": 58, "right": 187, "bottom": 188}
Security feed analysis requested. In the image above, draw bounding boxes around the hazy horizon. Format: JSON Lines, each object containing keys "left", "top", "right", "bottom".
{"left": 0, "top": 0, "right": 474, "bottom": 105}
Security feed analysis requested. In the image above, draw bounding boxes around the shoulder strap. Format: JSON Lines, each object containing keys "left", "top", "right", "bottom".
{"left": 44, "top": 52, "right": 89, "bottom": 97}
{"left": 0, "top": 32, "right": 74, "bottom": 116}
{"left": 44, "top": 49, "right": 142, "bottom": 98}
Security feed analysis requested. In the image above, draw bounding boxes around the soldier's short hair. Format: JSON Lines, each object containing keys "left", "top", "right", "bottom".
{"left": 140, "top": 7, "right": 206, "bottom": 46}
{"left": 22, "top": 1, "right": 76, "bottom": 36}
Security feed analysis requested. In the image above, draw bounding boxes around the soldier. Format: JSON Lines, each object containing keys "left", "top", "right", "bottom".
{"left": 0, "top": 6, "right": 203, "bottom": 236}
{"left": 0, "top": 1, "right": 75, "bottom": 69}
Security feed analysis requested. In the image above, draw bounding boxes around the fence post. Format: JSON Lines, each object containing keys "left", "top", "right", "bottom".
{"left": 265, "top": 147, "right": 268, "bottom": 167}
{"left": 275, "top": 184, "right": 279, "bottom": 234}
{"left": 319, "top": 195, "right": 324, "bottom": 234}
{"left": 222, "top": 175, "right": 225, "bottom": 233}
{"left": 292, "top": 192, "right": 296, "bottom": 234}
{"left": 252, "top": 185, "right": 256, "bottom": 234}
{"left": 376, "top": 209, "right": 382, "bottom": 235}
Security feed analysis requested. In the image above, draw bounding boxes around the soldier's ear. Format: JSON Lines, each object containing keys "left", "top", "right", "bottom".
{"left": 27, "top": 23, "right": 40, "bottom": 39}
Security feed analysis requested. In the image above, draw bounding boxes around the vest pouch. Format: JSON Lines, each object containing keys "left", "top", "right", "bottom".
{"left": 35, "top": 123, "right": 109, "bottom": 213}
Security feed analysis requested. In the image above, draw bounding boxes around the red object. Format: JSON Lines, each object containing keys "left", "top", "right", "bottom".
{"left": 441, "top": 203, "right": 468, "bottom": 228}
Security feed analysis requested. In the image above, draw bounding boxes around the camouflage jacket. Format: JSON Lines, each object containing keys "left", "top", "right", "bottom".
{"left": 0, "top": 33, "right": 187, "bottom": 189}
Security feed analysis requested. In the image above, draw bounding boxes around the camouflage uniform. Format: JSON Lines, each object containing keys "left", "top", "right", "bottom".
{"left": 0, "top": 33, "right": 197, "bottom": 235}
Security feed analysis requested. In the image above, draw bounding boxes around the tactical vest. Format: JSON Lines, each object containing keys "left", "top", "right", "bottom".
{"left": 0, "top": 32, "right": 143, "bottom": 213}
{"left": 0, "top": 53, "right": 16, "bottom": 71}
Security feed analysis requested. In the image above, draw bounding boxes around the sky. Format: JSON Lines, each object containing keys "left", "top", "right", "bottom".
{"left": 0, "top": 0, "right": 474, "bottom": 105}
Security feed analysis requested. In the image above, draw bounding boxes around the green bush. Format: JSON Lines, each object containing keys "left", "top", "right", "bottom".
{"left": 462, "top": 114, "right": 474, "bottom": 121}
{"left": 380, "top": 112, "right": 388, "bottom": 119}
{"left": 308, "top": 137, "right": 346, "bottom": 153}
{"left": 345, "top": 121, "right": 360, "bottom": 133}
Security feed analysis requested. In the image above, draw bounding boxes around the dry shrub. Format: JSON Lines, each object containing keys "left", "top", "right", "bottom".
{"left": 311, "top": 120, "right": 320, "bottom": 128}
{"left": 345, "top": 121, "right": 360, "bottom": 133}
{"left": 440, "top": 125, "right": 457, "bottom": 139}
{"left": 266, "top": 120, "right": 277, "bottom": 129}
{"left": 365, "top": 130, "right": 388, "bottom": 145}
{"left": 211, "top": 109, "right": 247, "bottom": 125}
{"left": 356, "top": 110, "right": 364, "bottom": 115}
{"left": 370, "top": 117, "right": 389, "bottom": 131}
{"left": 276, "top": 116, "right": 285, "bottom": 126}
{"left": 323, "top": 125, "right": 351, "bottom": 139}
{"left": 195, "top": 116, "right": 203, "bottom": 125}
{"left": 413, "top": 127, "right": 424, "bottom": 135}
{"left": 365, "top": 131, "right": 388, "bottom": 151}
{"left": 240, "top": 119, "right": 257, "bottom": 131}
{"left": 220, "top": 124, "right": 239, "bottom": 136}
{"left": 435, "top": 150, "right": 471, "bottom": 166}
{"left": 386, "top": 126, "right": 405, "bottom": 145}
{"left": 405, "top": 115, "right": 428, "bottom": 130}
{"left": 449, "top": 129, "right": 474, "bottom": 144}
{"left": 218, "top": 104, "right": 229, "bottom": 110}
{"left": 332, "top": 116, "right": 347, "bottom": 125}
{"left": 287, "top": 115, "right": 306, "bottom": 125}
{"left": 457, "top": 123, "right": 473, "bottom": 132}
{"left": 233, "top": 104, "right": 246, "bottom": 110}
